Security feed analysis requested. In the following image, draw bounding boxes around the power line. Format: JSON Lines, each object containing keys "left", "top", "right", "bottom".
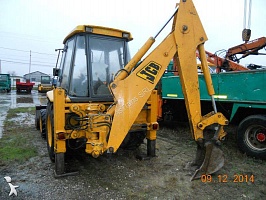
{"left": 1, "top": 59, "right": 54, "bottom": 67}
{"left": 32, "top": 51, "right": 57, "bottom": 56}
{"left": 0, "top": 46, "right": 28, "bottom": 53}
{"left": 0, "top": 52, "right": 58, "bottom": 62}
{"left": 0, "top": 46, "right": 57, "bottom": 56}
{"left": 0, "top": 31, "right": 60, "bottom": 44}
{"left": 30, "top": 60, "right": 55, "bottom": 65}
{"left": 0, "top": 56, "right": 29, "bottom": 62}
{"left": 0, "top": 52, "right": 29, "bottom": 58}
{"left": 0, "top": 56, "right": 55, "bottom": 65}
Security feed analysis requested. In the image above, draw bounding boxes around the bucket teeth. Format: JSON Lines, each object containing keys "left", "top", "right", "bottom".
{"left": 191, "top": 141, "right": 224, "bottom": 181}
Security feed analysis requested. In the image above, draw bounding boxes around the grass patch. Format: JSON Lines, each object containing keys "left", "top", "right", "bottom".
{"left": 6, "top": 107, "right": 35, "bottom": 118}
{"left": 0, "top": 146, "right": 36, "bottom": 162}
{"left": 0, "top": 107, "right": 37, "bottom": 164}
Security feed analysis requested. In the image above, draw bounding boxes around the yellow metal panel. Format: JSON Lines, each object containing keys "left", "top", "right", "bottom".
{"left": 63, "top": 25, "right": 133, "bottom": 44}
{"left": 56, "top": 140, "right": 66, "bottom": 153}
{"left": 107, "top": 34, "right": 177, "bottom": 152}
{"left": 53, "top": 88, "right": 66, "bottom": 153}
{"left": 146, "top": 90, "right": 158, "bottom": 140}
{"left": 173, "top": 0, "right": 209, "bottom": 140}
{"left": 107, "top": 0, "right": 217, "bottom": 149}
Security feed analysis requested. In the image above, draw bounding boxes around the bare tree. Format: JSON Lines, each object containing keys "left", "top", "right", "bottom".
{"left": 8, "top": 71, "right": 16, "bottom": 76}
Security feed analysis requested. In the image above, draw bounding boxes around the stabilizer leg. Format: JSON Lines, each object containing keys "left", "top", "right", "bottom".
{"left": 54, "top": 153, "right": 79, "bottom": 178}
{"left": 147, "top": 139, "right": 156, "bottom": 157}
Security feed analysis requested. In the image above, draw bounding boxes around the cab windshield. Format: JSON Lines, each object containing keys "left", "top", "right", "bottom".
{"left": 61, "top": 34, "right": 130, "bottom": 98}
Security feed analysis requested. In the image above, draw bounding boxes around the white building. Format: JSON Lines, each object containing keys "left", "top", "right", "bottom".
{"left": 23, "top": 71, "right": 51, "bottom": 82}
{"left": 10, "top": 75, "right": 24, "bottom": 87}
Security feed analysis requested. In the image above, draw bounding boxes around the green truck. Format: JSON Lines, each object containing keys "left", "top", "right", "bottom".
{"left": 161, "top": 63, "right": 266, "bottom": 160}
{"left": 0, "top": 74, "right": 11, "bottom": 92}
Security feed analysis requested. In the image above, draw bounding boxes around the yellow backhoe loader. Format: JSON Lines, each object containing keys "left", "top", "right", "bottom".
{"left": 36, "top": 0, "right": 228, "bottom": 180}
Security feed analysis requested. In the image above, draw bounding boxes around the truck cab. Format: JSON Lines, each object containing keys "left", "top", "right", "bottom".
{"left": 0, "top": 74, "right": 11, "bottom": 92}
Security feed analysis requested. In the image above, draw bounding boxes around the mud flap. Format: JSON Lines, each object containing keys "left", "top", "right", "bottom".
{"left": 191, "top": 141, "right": 224, "bottom": 181}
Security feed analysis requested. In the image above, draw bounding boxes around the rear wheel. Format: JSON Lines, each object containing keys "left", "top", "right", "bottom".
{"left": 35, "top": 110, "right": 40, "bottom": 130}
{"left": 237, "top": 115, "right": 266, "bottom": 159}
{"left": 39, "top": 109, "right": 46, "bottom": 139}
{"left": 46, "top": 102, "right": 55, "bottom": 162}
{"left": 46, "top": 101, "right": 65, "bottom": 175}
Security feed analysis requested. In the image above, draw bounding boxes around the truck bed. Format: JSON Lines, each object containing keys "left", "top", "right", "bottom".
{"left": 162, "top": 69, "right": 266, "bottom": 103}
{"left": 16, "top": 80, "right": 35, "bottom": 93}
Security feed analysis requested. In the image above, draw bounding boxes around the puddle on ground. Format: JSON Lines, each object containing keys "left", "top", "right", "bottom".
{"left": 17, "top": 96, "right": 34, "bottom": 104}
{"left": 0, "top": 106, "right": 9, "bottom": 138}
{"left": 0, "top": 100, "right": 10, "bottom": 104}
{"left": 7, "top": 112, "right": 35, "bottom": 126}
{"left": 0, "top": 90, "right": 47, "bottom": 138}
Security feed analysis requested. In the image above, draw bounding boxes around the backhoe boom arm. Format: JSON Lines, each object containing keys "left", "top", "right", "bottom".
{"left": 107, "top": 0, "right": 228, "bottom": 157}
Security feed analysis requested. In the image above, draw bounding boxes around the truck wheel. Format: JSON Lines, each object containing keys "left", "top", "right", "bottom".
{"left": 237, "top": 115, "right": 266, "bottom": 159}
{"left": 35, "top": 110, "right": 40, "bottom": 130}
{"left": 40, "top": 109, "right": 46, "bottom": 139}
{"left": 46, "top": 102, "right": 55, "bottom": 162}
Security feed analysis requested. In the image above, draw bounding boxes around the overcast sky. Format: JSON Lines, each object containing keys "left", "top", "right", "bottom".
{"left": 0, "top": 0, "right": 265, "bottom": 76}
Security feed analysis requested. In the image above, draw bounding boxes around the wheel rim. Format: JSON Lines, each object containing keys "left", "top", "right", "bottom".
{"left": 47, "top": 114, "right": 52, "bottom": 148}
{"left": 244, "top": 125, "right": 266, "bottom": 151}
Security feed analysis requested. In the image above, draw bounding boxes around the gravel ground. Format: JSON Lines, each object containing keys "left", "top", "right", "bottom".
{"left": 0, "top": 110, "right": 265, "bottom": 200}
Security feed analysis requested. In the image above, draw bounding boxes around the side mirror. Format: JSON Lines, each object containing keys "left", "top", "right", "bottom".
{"left": 53, "top": 68, "right": 60, "bottom": 76}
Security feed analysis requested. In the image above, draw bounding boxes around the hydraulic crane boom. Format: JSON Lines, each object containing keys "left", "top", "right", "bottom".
{"left": 107, "top": 0, "right": 228, "bottom": 180}
{"left": 195, "top": 37, "right": 266, "bottom": 72}
{"left": 196, "top": 50, "right": 249, "bottom": 72}
{"left": 226, "top": 37, "right": 266, "bottom": 62}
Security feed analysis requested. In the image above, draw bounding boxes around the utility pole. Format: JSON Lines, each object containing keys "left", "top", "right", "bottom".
{"left": 29, "top": 50, "right": 31, "bottom": 81}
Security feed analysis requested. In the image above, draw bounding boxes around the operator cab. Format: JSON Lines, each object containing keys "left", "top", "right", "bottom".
{"left": 55, "top": 25, "right": 132, "bottom": 101}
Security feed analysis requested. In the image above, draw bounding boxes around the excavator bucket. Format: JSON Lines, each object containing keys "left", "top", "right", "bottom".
{"left": 191, "top": 141, "right": 224, "bottom": 181}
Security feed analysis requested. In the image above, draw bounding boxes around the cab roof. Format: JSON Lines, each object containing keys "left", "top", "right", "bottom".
{"left": 63, "top": 25, "right": 133, "bottom": 44}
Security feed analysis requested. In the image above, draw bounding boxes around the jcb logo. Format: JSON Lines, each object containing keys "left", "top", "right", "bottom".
{"left": 136, "top": 62, "right": 161, "bottom": 84}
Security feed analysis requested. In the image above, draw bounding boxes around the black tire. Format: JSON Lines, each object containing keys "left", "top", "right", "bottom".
{"left": 46, "top": 102, "right": 55, "bottom": 162}
{"left": 40, "top": 109, "right": 47, "bottom": 139}
{"left": 237, "top": 115, "right": 266, "bottom": 159}
{"left": 35, "top": 110, "right": 40, "bottom": 130}
{"left": 46, "top": 102, "right": 65, "bottom": 175}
